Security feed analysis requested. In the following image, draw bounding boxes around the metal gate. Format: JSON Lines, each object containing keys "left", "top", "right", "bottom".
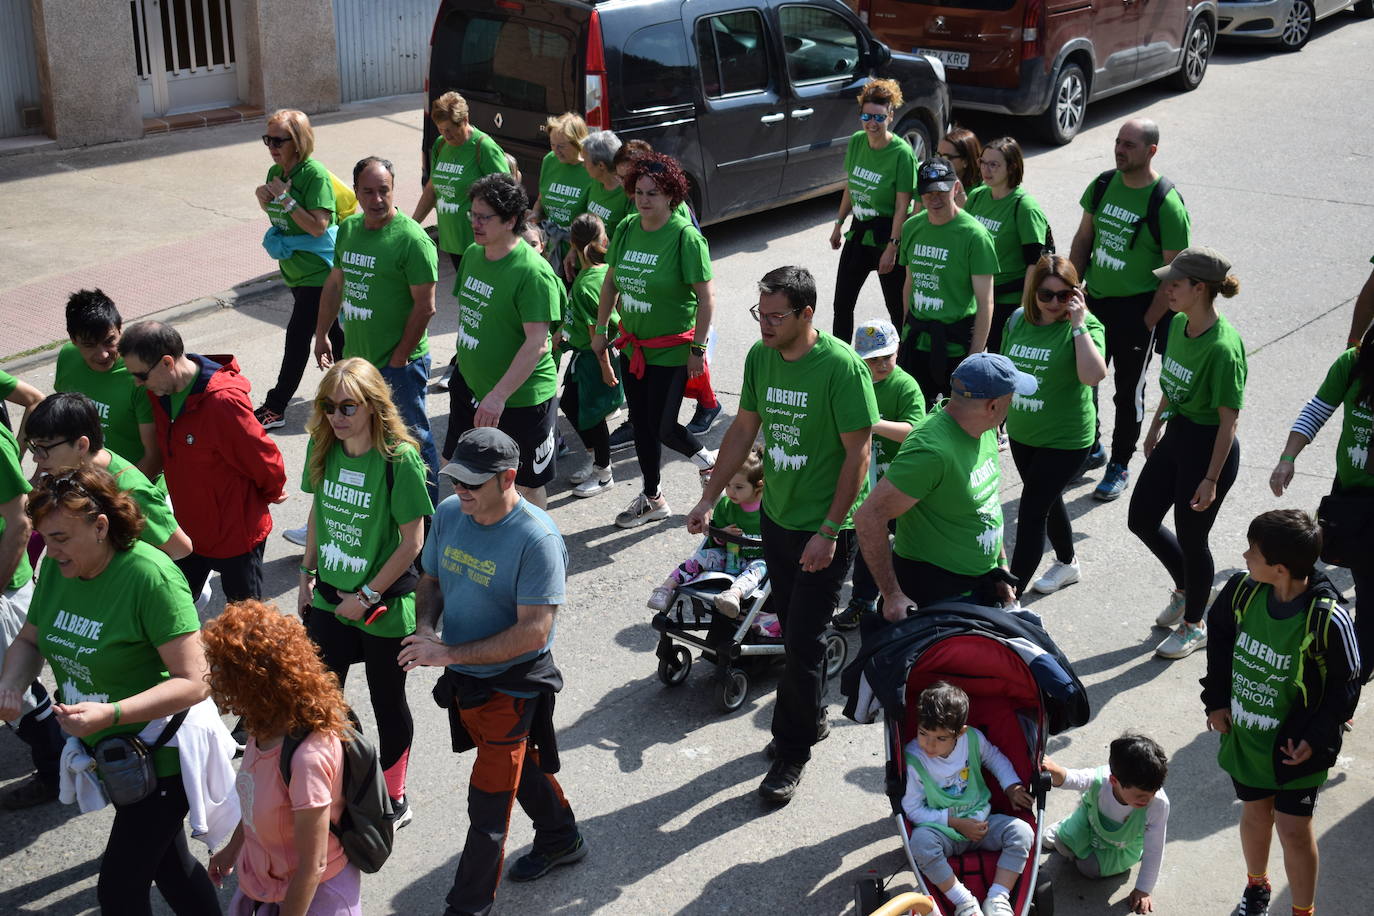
{"left": 132, "top": 0, "right": 241, "bottom": 117}
{"left": 0, "top": 0, "right": 43, "bottom": 138}
{"left": 334, "top": 0, "right": 433, "bottom": 103}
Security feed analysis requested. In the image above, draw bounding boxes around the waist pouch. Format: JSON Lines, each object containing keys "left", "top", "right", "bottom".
{"left": 849, "top": 215, "right": 892, "bottom": 247}
{"left": 316, "top": 566, "right": 420, "bottom": 607}
{"left": 91, "top": 710, "right": 187, "bottom": 807}
{"left": 1317, "top": 489, "right": 1374, "bottom": 568}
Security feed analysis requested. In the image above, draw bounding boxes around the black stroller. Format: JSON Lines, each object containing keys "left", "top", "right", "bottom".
{"left": 842, "top": 603, "right": 1090, "bottom": 915}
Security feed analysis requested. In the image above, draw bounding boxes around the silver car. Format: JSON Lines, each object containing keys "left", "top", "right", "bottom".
{"left": 1217, "top": 0, "right": 1372, "bottom": 50}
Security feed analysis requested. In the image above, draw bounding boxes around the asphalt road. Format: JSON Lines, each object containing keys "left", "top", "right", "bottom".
{"left": 2, "top": 14, "right": 1373, "bottom": 915}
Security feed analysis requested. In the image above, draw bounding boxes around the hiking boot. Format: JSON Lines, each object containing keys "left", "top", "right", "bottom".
{"left": 1093, "top": 462, "right": 1129, "bottom": 501}
{"left": 508, "top": 834, "right": 588, "bottom": 882}
{"left": 647, "top": 586, "right": 674, "bottom": 612}
{"left": 608, "top": 422, "right": 635, "bottom": 451}
{"left": 832, "top": 597, "right": 875, "bottom": 630}
{"left": 1081, "top": 442, "right": 1107, "bottom": 474}
{"left": 686, "top": 403, "right": 722, "bottom": 436}
{"left": 281, "top": 525, "right": 308, "bottom": 547}
{"left": 714, "top": 587, "right": 744, "bottom": 618}
{"left": 254, "top": 405, "right": 285, "bottom": 430}
{"left": 0, "top": 774, "right": 58, "bottom": 810}
{"left": 1031, "top": 559, "right": 1081, "bottom": 595}
{"left": 1236, "top": 881, "right": 1271, "bottom": 916}
{"left": 1155, "top": 623, "right": 1207, "bottom": 660}
{"left": 389, "top": 794, "right": 412, "bottom": 829}
{"left": 758, "top": 758, "right": 806, "bottom": 805}
{"left": 1155, "top": 589, "right": 1187, "bottom": 628}
{"left": 615, "top": 492, "right": 669, "bottom": 529}
{"left": 572, "top": 466, "right": 613, "bottom": 498}
{"left": 765, "top": 718, "right": 830, "bottom": 760}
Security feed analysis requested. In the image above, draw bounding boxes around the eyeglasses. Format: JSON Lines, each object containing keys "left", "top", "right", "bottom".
{"left": 749, "top": 304, "right": 802, "bottom": 327}
{"left": 1035, "top": 287, "right": 1076, "bottom": 304}
{"left": 318, "top": 399, "right": 361, "bottom": 417}
{"left": 261, "top": 134, "right": 292, "bottom": 148}
{"left": 468, "top": 210, "right": 501, "bottom": 225}
{"left": 977, "top": 158, "right": 1003, "bottom": 168}
{"left": 128, "top": 358, "right": 167, "bottom": 382}
{"left": 939, "top": 150, "right": 962, "bottom": 160}
{"left": 27, "top": 438, "right": 73, "bottom": 460}
{"left": 859, "top": 113, "right": 889, "bottom": 123}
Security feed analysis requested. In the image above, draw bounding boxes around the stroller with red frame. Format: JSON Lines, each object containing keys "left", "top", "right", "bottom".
{"left": 842, "top": 602, "right": 1090, "bottom": 916}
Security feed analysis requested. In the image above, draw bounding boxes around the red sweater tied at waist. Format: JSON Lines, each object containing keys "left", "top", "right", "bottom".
{"left": 613, "top": 328, "right": 696, "bottom": 379}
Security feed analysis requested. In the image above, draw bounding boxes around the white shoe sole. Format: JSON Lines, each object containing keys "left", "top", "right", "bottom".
{"left": 1032, "top": 571, "right": 1080, "bottom": 594}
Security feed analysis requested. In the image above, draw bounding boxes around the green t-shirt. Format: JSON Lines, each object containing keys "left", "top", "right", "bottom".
{"left": 607, "top": 212, "right": 713, "bottom": 368}
{"left": 105, "top": 450, "right": 177, "bottom": 549}
{"left": 429, "top": 129, "right": 510, "bottom": 255}
{"left": 54, "top": 343, "right": 154, "bottom": 466}
{"left": 1078, "top": 173, "right": 1191, "bottom": 298}
{"left": 0, "top": 369, "right": 16, "bottom": 399}
{"left": 301, "top": 441, "right": 434, "bottom": 638}
{"left": 1314, "top": 348, "right": 1374, "bottom": 490}
{"left": 538, "top": 152, "right": 594, "bottom": 229}
{"left": 1003, "top": 309, "right": 1106, "bottom": 449}
{"left": 739, "top": 333, "right": 879, "bottom": 531}
{"left": 454, "top": 241, "right": 563, "bottom": 407}
{"left": 265, "top": 157, "right": 336, "bottom": 288}
{"left": 335, "top": 212, "right": 439, "bottom": 368}
{"left": 843, "top": 131, "right": 916, "bottom": 247}
{"left": 1158, "top": 313, "right": 1247, "bottom": 426}
{"left": 585, "top": 182, "right": 632, "bottom": 233}
{"left": 885, "top": 408, "right": 1003, "bottom": 577}
{"left": 870, "top": 365, "right": 926, "bottom": 478}
{"left": 898, "top": 209, "right": 998, "bottom": 356}
{"left": 963, "top": 185, "right": 1050, "bottom": 304}
{"left": 0, "top": 425, "right": 33, "bottom": 591}
{"left": 564, "top": 263, "right": 610, "bottom": 352}
{"left": 30, "top": 542, "right": 198, "bottom": 776}
{"left": 1217, "top": 586, "right": 1327, "bottom": 791}
{"left": 711, "top": 494, "right": 764, "bottom": 565}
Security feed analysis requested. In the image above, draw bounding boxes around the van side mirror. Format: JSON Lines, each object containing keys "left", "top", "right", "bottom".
{"left": 868, "top": 40, "right": 892, "bottom": 71}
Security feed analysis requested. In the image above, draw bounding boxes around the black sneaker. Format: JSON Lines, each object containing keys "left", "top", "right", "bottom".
{"left": 608, "top": 422, "right": 635, "bottom": 451}
{"left": 759, "top": 758, "right": 806, "bottom": 805}
{"left": 764, "top": 717, "right": 830, "bottom": 760}
{"left": 507, "top": 834, "right": 588, "bottom": 882}
{"left": 1237, "top": 882, "right": 1270, "bottom": 916}
{"left": 253, "top": 405, "right": 285, "bottom": 430}
{"left": 685, "top": 403, "right": 722, "bottom": 435}
{"left": 1080, "top": 442, "right": 1106, "bottom": 474}
{"left": 389, "top": 794, "right": 413, "bottom": 829}
{"left": 0, "top": 774, "right": 59, "bottom": 810}
{"left": 832, "top": 598, "right": 875, "bottom": 631}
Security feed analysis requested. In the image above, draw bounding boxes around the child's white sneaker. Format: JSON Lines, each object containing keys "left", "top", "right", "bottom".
{"left": 981, "top": 894, "right": 1014, "bottom": 916}
{"left": 952, "top": 900, "right": 981, "bottom": 916}
{"left": 714, "top": 587, "right": 743, "bottom": 618}
{"left": 647, "top": 586, "right": 674, "bottom": 612}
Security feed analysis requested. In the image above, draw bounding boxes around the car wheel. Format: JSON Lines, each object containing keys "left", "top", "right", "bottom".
{"left": 1278, "top": 0, "right": 1314, "bottom": 50}
{"left": 1169, "top": 18, "right": 1211, "bottom": 91}
{"left": 1036, "top": 62, "right": 1087, "bottom": 145}
{"left": 895, "top": 116, "right": 932, "bottom": 164}
{"left": 1353, "top": 0, "right": 1373, "bottom": 18}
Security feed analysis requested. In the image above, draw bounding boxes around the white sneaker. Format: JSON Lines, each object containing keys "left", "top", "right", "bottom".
{"left": 281, "top": 525, "right": 307, "bottom": 547}
{"left": 572, "top": 466, "right": 613, "bottom": 498}
{"left": 1032, "top": 559, "right": 1081, "bottom": 594}
{"left": 952, "top": 900, "right": 981, "bottom": 916}
{"left": 647, "top": 586, "right": 674, "bottom": 611}
{"left": 1155, "top": 623, "right": 1207, "bottom": 659}
{"left": 714, "top": 588, "right": 743, "bottom": 618}
{"left": 615, "top": 492, "right": 670, "bottom": 529}
{"left": 981, "top": 894, "right": 1014, "bottom": 916}
{"left": 1155, "top": 589, "right": 1187, "bottom": 628}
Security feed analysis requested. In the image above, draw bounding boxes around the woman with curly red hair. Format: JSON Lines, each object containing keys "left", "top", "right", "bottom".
{"left": 204, "top": 600, "right": 361, "bottom": 916}
{"left": 591, "top": 152, "right": 718, "bottom": 528}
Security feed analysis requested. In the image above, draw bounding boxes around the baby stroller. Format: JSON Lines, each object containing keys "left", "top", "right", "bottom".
{"left": 842, "top": 602, "right": 1090, "bottom": 916}
{"left": 651, "top": 525, "right": 849, "bottom": 712}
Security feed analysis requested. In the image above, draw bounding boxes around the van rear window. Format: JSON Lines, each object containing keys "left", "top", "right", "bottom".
{"left": 431, "top": 10, "right": 578, "bottom": 111}
{"left": 882, "top": 0, "right": 1016, "bottom": 10}
{"left": 621, "top": 23, "right": 694, "bottom": 110}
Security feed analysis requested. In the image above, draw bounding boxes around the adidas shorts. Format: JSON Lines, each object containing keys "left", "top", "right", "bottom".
{"left": 449, "top": 372, "right": 557, "bottom": 489}
{"left": 1231, "top": 778, "right": 1319, "bottom": 818}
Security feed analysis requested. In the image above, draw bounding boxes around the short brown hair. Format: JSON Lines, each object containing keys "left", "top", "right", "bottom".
{"left": 941, "top": 127, "right": 982, "bottom": 192}
{"left": 431, "top": 91, "right": 470, "bottom": 125}
{"left": 858, "top": 78, "right": 903, "bottom": 111}
{"left": 1022, "top": 255, "right": 1082, "bottom": 325}
{"left": 982, "top": 136, "right": 1025, "bottom": 189}
{"left": 613, "top": 138, "right": 654, "bottom": 169}
{"left": 26, "top": 466, "right": 145, "bottom": 551}
{"left": 542, "top": 112, "right": 589, "bottom": 152}
{"left": 918, "top": 681, "right": 969, "bottom": 733}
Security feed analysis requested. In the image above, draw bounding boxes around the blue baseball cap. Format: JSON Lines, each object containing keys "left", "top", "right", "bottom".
{"left": 853, "top": 319, "right": 900, "bottom": 359}
{"left": 950, "top": 352, "right": 1038, "bottom": 399}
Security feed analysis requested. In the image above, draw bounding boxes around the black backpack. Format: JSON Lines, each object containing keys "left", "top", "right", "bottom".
{"left": 1088, "top": 169, "right": 1181, "bottom": 250}
{"left": 280, "top": 719, "right": 395, "bottom": 874}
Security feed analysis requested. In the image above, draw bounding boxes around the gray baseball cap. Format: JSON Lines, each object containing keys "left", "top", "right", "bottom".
{"left": 1153, "top": 246, "right": 1232, "bottom": 285}
{"left": 439, "top": 428, "right": 520, "bottom": 486}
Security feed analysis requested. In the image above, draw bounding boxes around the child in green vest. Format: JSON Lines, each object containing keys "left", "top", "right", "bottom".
{"left": 902, "top": 682, "right": 1034, "bottom": 916}
{"left": 1041, "top": 734, "right": 1171, "bottom": 914}
{"left": 1200, "top": 509, "right": 1361, "bottom": 916}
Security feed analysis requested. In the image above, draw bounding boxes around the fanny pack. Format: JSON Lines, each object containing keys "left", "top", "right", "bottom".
{"left": 315, "top": 566, "right": 420, "bottom": 608}
{"left": 1317, "top": 489, "right": 1374, "bottom": 569}
{"left": 91, "top": 710, "right": 187, "bottom": 807}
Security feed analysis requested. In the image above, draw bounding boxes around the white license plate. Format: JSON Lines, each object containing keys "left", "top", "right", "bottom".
{"left": 917, "top": 48, "right": 971, "bottom": 69}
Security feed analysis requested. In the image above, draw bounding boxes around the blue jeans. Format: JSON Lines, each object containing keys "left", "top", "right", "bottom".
{"left": 380, "top": 355, "right": 440, "bottom": 503}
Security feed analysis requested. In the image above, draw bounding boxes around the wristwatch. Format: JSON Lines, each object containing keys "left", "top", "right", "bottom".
{"left": 358, "top": 583, "right": 381, "bottom": 607}
{"left": 1071, "top": 326, "right": 1088, "bottom": 338}
{"left": 689, "top": 344, "right": 707, "bottom": 356}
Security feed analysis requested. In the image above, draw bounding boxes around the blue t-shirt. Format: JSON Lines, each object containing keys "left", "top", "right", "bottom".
{"left": 422, "top": 495, "right": 566, "bottom": 678}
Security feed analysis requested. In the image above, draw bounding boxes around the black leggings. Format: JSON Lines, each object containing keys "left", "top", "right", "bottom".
{"left": 263, "top": 284, "right": 345, "bottom": 415}
{"left": 558, "top": 377, "right": 611, "bottom": 468}
{"left": 621, "top": 360, "right": 703, "bottom": 497}
{"left": 306, "top": 607, "right": 413, "bottom": 778}
{"left": 1008, "top": 439, "right": 1092, "bottom": 593}
{"left": 1127, "top": 416, "right": 1240, "bottom": 625}
{"left": 831, "top": 237, "right": 904, "bottom": 344}
{"left": 1088, "top": 291, "right": 1156, "bottom": 466}
{"left": 98, "top": 775, "right": 221, "bottom": 916}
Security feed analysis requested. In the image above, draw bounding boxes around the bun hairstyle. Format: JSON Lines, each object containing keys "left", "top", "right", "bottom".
{"left": 569, "top": 213, "right": 608, "bottom": 266}
{"left": 738, "top": 444, "right": 765, "bottom": 488}
{"left": 1213, "top": 275, "right": 1241, "bottom": 299}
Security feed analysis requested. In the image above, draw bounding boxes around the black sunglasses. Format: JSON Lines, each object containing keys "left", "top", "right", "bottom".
{"left": 47, "top": 472, "right": 93, "bottom": 500}
{"left": 129, "top": 357, "right": 167, "bottom": 382}
{"left": 318, "top": 399, "right": 361, "bottom": 417}
{"left": 1035, "top": 288, "right": 1076, "bottom": 304}
{"left": 261, "top": 134, "right": 292, "bottom": 149}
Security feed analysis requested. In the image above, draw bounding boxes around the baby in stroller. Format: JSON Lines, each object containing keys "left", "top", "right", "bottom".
{"left": 647, "top": 446, "right": 772, "bottom": 626}
{"left": 903, "top": 681, "right": 1036, "bottom": 916}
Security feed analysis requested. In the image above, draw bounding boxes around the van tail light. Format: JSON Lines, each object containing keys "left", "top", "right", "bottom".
{"left": 1021, "top": 0, "right": 1045, "bottom": 59}
{"left": 855, "top": 0, "right": 870, "bottom": 24}
{"left": 584, "top": 11, "right": 610, "bottom": 129}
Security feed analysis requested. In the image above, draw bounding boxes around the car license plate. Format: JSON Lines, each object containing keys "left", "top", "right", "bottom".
{"left": 917, "top": 48, "right": 970, "bottom": 69}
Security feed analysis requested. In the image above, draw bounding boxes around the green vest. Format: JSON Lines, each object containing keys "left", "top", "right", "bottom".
{"left": 906, "top": 730, "right": 991, "bottom": 841}
{"left": 1055, "top": 766, "right": 1146, "bottom": 876}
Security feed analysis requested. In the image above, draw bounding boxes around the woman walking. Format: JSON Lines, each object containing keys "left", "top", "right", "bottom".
{"left": 592, "top": 153, "right": 717, "bottom": 528}
{"left": 1128, "top": 247, "right": 1246, "bottom": 660}
{"left": 533, "top": 112, "right": 594, "bottom": 276}
{"left": 937, "top": 128, "right": 981, "bottom": 207}
{"left": 581, "top": 130, "right": 632, "bottom": 238}
{"left": 299, "top": 359, "right": 432, "bottom": 824}
{"left": 1002, "top": 256, "right": 1106, "bottom": 597}
{"left": 829, "top": 78, "right": 916, "bottom": 342}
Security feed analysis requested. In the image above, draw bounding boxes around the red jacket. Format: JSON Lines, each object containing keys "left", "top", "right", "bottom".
{"left": 147, "top": 354, "right": 286, "bottom": 558}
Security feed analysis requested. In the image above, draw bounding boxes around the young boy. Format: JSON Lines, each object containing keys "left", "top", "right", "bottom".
{"left": 1201, "top": 509, "right": 1361, "bottom": 916}
{"left": 834, "top": 318, "right": 925, "bottom": 629}
{"left": 903, "top": 681, "right": 1034, "bottom": 916}
{"left": 1042, "top": 734, "right": 1171, "bottom": 914}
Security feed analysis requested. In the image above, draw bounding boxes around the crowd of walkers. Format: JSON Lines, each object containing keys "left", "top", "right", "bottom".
{"left": 0, "top": 83, "right": 1369, "bottom": 916}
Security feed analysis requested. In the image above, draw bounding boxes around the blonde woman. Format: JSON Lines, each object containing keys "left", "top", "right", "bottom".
{"left": 533, "top": 112, "right": 594, "bottom": 276}
{"left": 299, "top": 358, "right": 433, "bottom": 825}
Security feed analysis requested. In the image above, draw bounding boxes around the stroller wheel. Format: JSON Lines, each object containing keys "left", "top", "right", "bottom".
{"left": 718, "top": 667, "right": 749, "bottom": 712}
{"left": 823, "top": 631, "right": 849, "bottom": 679}
{"left": 657, "top": 645, "right": 692, "bottom": 687}
{"left": 1031, "top": 876, "right": 1054, "bottom": 916}
{"left": 853, "top": 876, "right": 886, "bottom": 914}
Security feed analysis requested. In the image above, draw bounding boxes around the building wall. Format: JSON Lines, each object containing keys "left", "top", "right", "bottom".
{"left": 238, "top": 0, "right": 341, "bottom": 116}
{"left": 31, "top": 0, "right": 142, "bottom": 147}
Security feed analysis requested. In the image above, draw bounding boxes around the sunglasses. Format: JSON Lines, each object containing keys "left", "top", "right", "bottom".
{"left": 129, "top": 358, "right": 167, "bottom": 382}
{"left": 749, "top": 304, "right": 802, "bottom": 327}
{"left": 318, "top": 399, "right": 361, "bottom": 417}
{"left": 261, "top": 134, "right": 292, "bottom": 148}
{"left": 47, "top": 472, "right": 93, "bottom": 500}
{"left": 642, "top": 160, "right": 668, "bottom": 175}
{"left": 27, "top": 438, "right": 73, "bottom": 460}
{"left": 859, "top": 113, "right": 889, "bottom": 123}
{"left": 1035, "top": 287, "right": 1076, "bottom": 304}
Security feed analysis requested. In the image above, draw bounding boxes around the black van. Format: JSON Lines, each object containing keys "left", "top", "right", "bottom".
{"left": 424, "top": 0, "right": 949, "bottom": 225}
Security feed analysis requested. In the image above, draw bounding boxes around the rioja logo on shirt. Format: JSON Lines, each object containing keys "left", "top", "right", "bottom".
{"left": 321, "top": 541, "right": 367, "bottom": 574}
{"left": 1093, "top": 245, "right": 1126, "bottom": 272}
{"left": 910, "top": 290, "right": 944, "bottom": 312}
{"left": 768, "top": 443, "right": 808, "bottom": 470}
{"left": 620, "top": 291, "right": 652, "bottom": 314}
{"left": 341, "top": 299, "right": 373, "bottom": 321}
{"left": 437, "top": 198, "right": 464, "bottom": 215}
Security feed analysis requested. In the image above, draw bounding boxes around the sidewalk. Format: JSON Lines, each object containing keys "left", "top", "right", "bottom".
{"left": 0, "top": 92, "right": 429, "bottom": 365}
